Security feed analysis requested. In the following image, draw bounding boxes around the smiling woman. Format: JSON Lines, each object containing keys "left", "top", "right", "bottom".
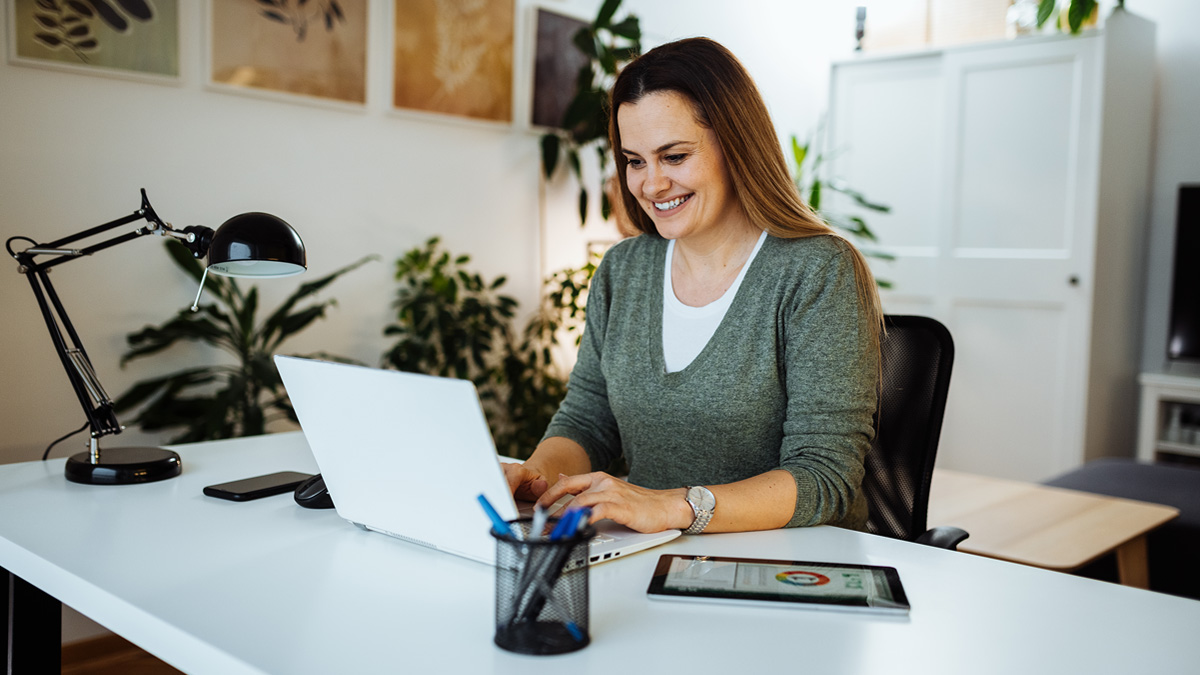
{"left": 501, "top": 38, "right": 884, "bottom": 538}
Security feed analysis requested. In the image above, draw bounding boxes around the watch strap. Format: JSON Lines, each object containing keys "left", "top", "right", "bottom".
{"left": 683, "top": 485, "right": 715, "bottom": 535}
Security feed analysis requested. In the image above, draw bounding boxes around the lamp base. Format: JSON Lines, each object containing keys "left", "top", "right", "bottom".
{"left": 64, "top": 447, "right": 182, "bottom": 485}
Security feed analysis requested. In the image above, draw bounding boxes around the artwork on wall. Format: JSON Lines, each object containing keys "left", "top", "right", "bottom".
{"left": 392, "top": 0, "right": 514, "bottom": 123}
{"left": 208, "top": 0, "right": 367, "bottom": 105}
{"left": 531, "top": 8, "right": 588, "bottom": 130}
{"left": 7, "top": 0, "right": 180, "bottom": 82}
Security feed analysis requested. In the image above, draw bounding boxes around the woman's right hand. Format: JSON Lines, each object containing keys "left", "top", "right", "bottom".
{"left": 501, "top": 461, "right": 549, "bottom": 502}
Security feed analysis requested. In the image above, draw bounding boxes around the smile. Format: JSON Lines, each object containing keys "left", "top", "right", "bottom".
{"left": 653, "top": 195, "right": 691, "bottom": 211}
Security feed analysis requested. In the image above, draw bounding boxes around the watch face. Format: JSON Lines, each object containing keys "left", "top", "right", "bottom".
{"left": 690, "top": 486, "right": 715, "bottom": 511}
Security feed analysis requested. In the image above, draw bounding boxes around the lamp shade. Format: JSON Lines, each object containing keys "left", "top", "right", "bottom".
{"left": 206, "top": 212, "right": 306, "bottom": 278}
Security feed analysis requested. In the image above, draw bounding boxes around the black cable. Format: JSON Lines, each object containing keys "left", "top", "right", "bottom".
{"left": 43, "top": 421, "right": 90, "bottom": 461}
{"left": 6, "top": 235, "right": 38, "bottom": 258}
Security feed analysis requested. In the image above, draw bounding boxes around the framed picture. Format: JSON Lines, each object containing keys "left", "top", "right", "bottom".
{"left": 207, "top": 0, "right": 367, "bottom": 107}
{"left": 392, "top": 0, "right": 514, "bottom": 123}
{"left": 7, "top": 0, "right": 180, "bottom": 83}
{"left": 531, "top": 8, "right": 588, "bottom": 130}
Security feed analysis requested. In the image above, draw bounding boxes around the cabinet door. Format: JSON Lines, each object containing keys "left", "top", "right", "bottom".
{"left": 937, "top": 37, "right": 1100, "bottom": 481}
{"left": 829, "top": 36, "right": 1102, "bottom": 481}
{"left": 828, "top": 55, "right": 944, "bottom": 316}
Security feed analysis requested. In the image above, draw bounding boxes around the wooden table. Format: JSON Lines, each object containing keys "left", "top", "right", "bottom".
{"left": 927, "top": 468, "right": 1179, "bottom": 588}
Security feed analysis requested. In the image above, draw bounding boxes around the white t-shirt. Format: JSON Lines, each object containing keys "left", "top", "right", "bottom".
{"left": 662, "top": 230, "right": 768, "bottom": 373}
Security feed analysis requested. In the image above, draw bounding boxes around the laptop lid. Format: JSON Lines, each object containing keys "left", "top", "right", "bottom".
{"left": 275, "top": 356, "right": 680, "bottom": 565}
{"left": 275, "top": 355, "right": 517, "bottom": 563}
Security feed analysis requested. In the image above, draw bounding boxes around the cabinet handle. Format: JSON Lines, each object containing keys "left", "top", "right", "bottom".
{"left": 1068, "top": 275, "right": 1080, "bottom": 286}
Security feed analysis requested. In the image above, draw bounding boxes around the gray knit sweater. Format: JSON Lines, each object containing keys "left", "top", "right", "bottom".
{"left": 542, "top": 233, "right": 878, "bottom": 530}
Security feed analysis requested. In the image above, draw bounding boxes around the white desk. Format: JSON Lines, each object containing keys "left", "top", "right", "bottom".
{"left": 3, "top": 432, "right": 1200, "bottom": 674}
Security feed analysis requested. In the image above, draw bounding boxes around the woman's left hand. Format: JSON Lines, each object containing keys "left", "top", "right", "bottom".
{"left": 536, "top": 472, "right": 694, "bottom": 534}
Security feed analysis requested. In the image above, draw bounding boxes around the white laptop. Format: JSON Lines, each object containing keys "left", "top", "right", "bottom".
{"left": 274, "top": 355, "right": 680, "bottom": 565}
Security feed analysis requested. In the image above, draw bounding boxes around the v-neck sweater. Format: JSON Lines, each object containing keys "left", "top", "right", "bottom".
{"left": 542, "top": 232, "right": 878, "bottom": 530}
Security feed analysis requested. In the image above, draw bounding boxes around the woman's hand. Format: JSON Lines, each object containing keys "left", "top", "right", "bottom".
{"left": 537, "top": 472, "right": 694, "bottom": 534}
{"left": 501, "top": 462, "right": 550, "bottom": 502}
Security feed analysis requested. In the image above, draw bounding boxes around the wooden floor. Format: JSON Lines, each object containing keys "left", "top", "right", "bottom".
{"left": 62, "top": 635, "right": 183, "bottom": 675}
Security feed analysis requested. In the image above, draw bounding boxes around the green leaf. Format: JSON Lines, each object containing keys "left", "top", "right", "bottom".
{"left": 112, "top": 367, "right": 216, "bottom": 412}
{"left": 567, "top": 149, "right": 583, "bottom": 181}
{"left": 1036, "top": 0, "right": 1057, "bottom": 27}
{"left": 578, "top": 188, "right": 589, "bottom": 225}
{"left": 540, "top": 133, "right": 560, "bottom": 178}
{"left": 828, "top": 182, "right": 891, "bottom": 213}
{"left": 573, "top": 27, "right": 597, "bottom": 59}
{"left": 261, "top": 255, "right": 375, "bottom": 347}
{"left": 809, "top": 179, "right": 822, "bottom": 212}
{"left": 238, "top": 286, "right": 258, "bottom": 345}
{"left": 791, "top": 135, "right": 809, "bottom": 171}
{"left": 1068, "top": 0, "right": 1095, "bottom": 33}
{"left": 594, "top": 0, "right": 621, "bottom": 29}
{"left": 599, "top": 49, "right": 618, "bottom": 76}
{"left": 121, "top": 313, "right": 231, "bottom": 364}
{"left": 164, "top": 239, "right": 205, "bottom": 282}
{"left": 608, "top": 16, "right": 640, "bottom": 40}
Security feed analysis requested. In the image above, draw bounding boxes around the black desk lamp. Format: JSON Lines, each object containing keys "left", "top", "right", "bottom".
{"left": 7, "top": 189, "right": 306, "bottom": 485}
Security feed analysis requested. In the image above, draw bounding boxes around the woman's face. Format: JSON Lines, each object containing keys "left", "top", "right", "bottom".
{"left": 617, "top": 91, "right": 745, "bottom": 244}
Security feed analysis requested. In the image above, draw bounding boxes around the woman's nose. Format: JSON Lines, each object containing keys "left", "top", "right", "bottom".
{"left": 642, "top": 167, "right": 669, "bottom": 197}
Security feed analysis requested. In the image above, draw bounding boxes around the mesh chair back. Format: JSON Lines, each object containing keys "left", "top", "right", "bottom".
{"left": 863, "top": 315, "right": 955, "bottom": 541}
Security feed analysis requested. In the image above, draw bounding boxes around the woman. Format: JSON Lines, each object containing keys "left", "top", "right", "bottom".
{"left": 504, "top": 37, "right": 883, "bottom": 534}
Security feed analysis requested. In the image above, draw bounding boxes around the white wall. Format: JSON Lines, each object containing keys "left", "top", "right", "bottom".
{"left": 1131, "top": 0, "right": 1200, "bottom": 374}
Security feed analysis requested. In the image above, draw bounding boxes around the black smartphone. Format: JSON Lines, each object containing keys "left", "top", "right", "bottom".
{"left": 203, "top": 471, "right": 314, "bottom": 502}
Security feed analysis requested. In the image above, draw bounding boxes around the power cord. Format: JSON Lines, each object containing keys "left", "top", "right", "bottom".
{"left": 43, "top": 421, "right": 89, "bottom": 460}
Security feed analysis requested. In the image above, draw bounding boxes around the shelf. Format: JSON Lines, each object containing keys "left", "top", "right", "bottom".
{"left": 1155, "top": 441, "right": 1200, "bottom": 458}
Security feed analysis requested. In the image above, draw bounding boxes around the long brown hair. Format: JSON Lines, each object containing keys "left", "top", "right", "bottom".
{"left": 609, "top": 37, "right": 883, "bottom": 338}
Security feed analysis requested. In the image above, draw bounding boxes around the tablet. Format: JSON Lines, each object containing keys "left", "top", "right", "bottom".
{"left": 647, "top": 554, "right": 910, "bottom": 614}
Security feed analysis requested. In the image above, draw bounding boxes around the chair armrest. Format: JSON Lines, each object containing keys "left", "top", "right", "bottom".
{"left": 915, "top": 526, "right": 969, "bottom": 550}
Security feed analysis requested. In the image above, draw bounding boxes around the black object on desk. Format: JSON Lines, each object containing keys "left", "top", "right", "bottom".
{"left": 204, "top": 471, "right": 313, "bottom": 502}
{"left": 491, "top": 517, "right": 593, "bottom": 655}
{"left": 294, "top": 473, "right": 335, "bottom": 509}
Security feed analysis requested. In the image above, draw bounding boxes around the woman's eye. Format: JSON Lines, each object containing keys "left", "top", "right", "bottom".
{"left": 626, "top": 158, "right": 645, "bottom": 169}
{"left": 664, "top": 154, "right": 687, "bottom": 164}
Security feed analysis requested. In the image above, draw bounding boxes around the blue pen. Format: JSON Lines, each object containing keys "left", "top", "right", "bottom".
{"left": 548, "top": 507, "right": 581, "bottom": 540}
{"left": 573, "top": 507, "right": 593, "bottom": 535}
{"left": 477, "top": 494, "right": 515, "bottom": 537}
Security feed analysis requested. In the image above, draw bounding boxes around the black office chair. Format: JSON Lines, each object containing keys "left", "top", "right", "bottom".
{"left": 862, "top": 315, "right": 968, "bottom": 550}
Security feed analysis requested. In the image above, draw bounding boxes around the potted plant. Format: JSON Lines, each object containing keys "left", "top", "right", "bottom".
{"left": 791, "top": 131, "right": 894, "bottom": 287}
{"left": 114, "top": 240, "right": 374, "bottom": 443}
{"left": 539, "top": 0, "right": 641, "bottom": 226}
{"left": 382, "top": 237, "right": 595, "bottom": 461}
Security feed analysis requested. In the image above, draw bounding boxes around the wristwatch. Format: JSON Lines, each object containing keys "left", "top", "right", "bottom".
{"left": 683, "top": 485, "right": 716, "bottom": 535}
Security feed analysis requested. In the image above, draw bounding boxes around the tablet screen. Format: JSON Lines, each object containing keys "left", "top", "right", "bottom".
{"left": 647, "top": 555, "right": 909, "bottom": 614}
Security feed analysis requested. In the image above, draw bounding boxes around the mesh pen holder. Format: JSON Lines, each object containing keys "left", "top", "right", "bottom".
{"left": 491, "top": 517, "right": 593, "bottom": 655}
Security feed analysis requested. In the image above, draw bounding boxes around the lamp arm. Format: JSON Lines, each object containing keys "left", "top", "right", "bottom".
{"left": 8, "top": 190, "right": 213, "bottom": 457}
{"left": 24, "top": 265, "right": 122, "bottom": 452}
{"left": 16, "top": 190, "right": 214, "bottom": 274}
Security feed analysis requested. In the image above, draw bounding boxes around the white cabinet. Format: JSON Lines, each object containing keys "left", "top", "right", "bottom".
{"left": 1137, "top": 373, "right": 1200, "bottom": 462}
{"left": 827, "top": 11, "right": 1156, "bottom": 481}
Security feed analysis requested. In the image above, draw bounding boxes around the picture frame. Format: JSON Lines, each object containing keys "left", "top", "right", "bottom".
{"left": 531, "top": 7, "right": 588, "bottom": 130}
{"left": 206, "top": 0, "right": 368, "bottom": 109}
{"left": 7, "top": 0, "right": 181, "bottom": 85}
{"left": 391, "top": 0, "right": 514, "bottom": 124}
